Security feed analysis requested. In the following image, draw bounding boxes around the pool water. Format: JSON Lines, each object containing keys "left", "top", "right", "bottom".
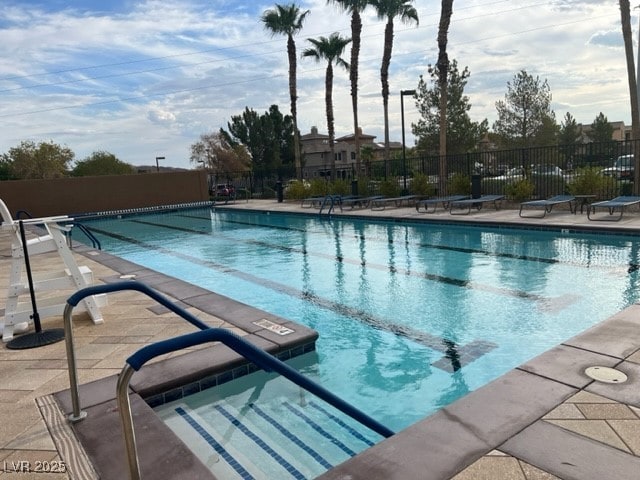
{"left": 156, "top": 353, "right": 383, "bottom": 480}
{"left": 82, "top": 207, "right": 640, "bottom": 432}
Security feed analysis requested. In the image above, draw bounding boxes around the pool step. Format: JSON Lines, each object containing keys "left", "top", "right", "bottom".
{"left": 171, "top": 397, "right": 379, "bottom": 480}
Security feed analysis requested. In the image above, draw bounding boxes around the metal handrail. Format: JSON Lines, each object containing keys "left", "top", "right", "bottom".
{"left": 64, "top": 281, "right": 209, "bottom": 422}
{"left": 319, "top": 194, "right": 341, "bottom": 216}
{"left": 70, "top": 223, "right": 101, "bottom": 249}
{"left": 64, "top": 281, "right": 394, "bottom": 479}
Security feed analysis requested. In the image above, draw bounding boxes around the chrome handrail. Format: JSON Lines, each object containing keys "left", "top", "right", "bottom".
{"left": 64, "top": 281, "right": 394, "bottom": 479}
{"left": 64, "top": 281, "right": 210, "bottom": 422}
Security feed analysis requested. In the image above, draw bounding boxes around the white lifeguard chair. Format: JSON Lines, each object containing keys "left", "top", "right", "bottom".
{"left": 0, "top": 199, "right": 106, "bottom": 342}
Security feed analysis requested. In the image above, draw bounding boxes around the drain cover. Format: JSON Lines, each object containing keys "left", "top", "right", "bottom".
{"left": 585, "top": 366, "right": 628, "bottom": 384}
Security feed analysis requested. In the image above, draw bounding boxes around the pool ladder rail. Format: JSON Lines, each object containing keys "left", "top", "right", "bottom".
{"left": 63, "top": 281, "right": 394, "bottom": 480}
{"left": 319, "top": 194, "right": 342, "bottom": 217}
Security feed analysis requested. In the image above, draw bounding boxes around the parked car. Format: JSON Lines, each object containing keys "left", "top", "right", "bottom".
{"left": 214, "top": 184, "right": 235, "bottom": 197}
{"left": 601, "top": 154, "right": 634, "bottom": 180}
{"left": 492, "top": 167, "right": 524, "bottom": 181}
{"left": 531, "top": 165, "right": 563, "bottom": 176}
{"left": 283, "top": 179, "right": 310, "bottom": 193}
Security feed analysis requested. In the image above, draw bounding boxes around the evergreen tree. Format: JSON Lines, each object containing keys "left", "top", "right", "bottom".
{"left": 587, "top": 112, "right": 614, "bottom": 143}
{"left": 493, "top": 70, "right": 554, "bottom": 148}
{"left": 412, "top": 60, "right": 488, "bottom": 155}
{"left": 223, "top": 105, "right": 295, "bottom": 173}
{"left": 558, "top": 112, "right": 581, "bottom": 146}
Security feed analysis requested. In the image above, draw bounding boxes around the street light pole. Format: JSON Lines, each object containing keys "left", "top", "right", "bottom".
{"left": 155, "top": 156, "right": 165, "bottom": 172}
{"left": 400, "top": 89, "right": 416, "bottom": 194}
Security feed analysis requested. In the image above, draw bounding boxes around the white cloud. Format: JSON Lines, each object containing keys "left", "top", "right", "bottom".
{"left": 0, "top": 0, "right": 635, "bottom": 168}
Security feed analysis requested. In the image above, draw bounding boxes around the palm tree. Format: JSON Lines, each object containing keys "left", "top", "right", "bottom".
{"left": 261, "top": 4, "right": 310, "bottom": 180}
{"left": 437, "top": 0, "right": 453, "bottom": 196}
{"left": 619, "top": 0, "right": 640, "bottom": 194}
{"left": 328, "top": 0, "right": 371, "bottom": 177}
{"left": 303, "top": 33, "right": 351, "bottom": 180}
{"left": 371, "top": 0, "right": 419, "bottom": 174}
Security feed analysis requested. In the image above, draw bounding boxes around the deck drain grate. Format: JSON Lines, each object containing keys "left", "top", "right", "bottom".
{"left": 584, "top": 366, "right": 628, "bottom": 384}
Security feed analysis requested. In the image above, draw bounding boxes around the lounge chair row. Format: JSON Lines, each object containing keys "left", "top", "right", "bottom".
{"left": 300, "top": 193, "right": 640, "bottom": 221}
{"left": 519, "top": 195, "right": 640, "bottom": 221}
{"left": 415, "top": 195, "right": 505, "bottom": 215}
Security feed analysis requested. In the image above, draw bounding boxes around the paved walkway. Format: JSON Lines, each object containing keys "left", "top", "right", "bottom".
{"left": 0, "top": 199, "right": 639, "bottom": 479}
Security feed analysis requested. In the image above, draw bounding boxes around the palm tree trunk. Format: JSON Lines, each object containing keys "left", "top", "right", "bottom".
{"left": 288, "top": 34, "right": 302, "bottom": 179}
{"left": 437, "top": 0, "right": 453, "bottom": 196}
{"left": 620, "top": 0, "right": 640, "bottom": 194}
{"left": 327, "top": 63, "right": 337, "bottom": 180}
{"left": 351, "top": 11, "right": 362, "bottom": 178}
{"left": 381, "top": 19, "right": 394, "bottom": 176}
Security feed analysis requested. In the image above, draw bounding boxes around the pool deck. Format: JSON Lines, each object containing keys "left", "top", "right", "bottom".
{"left": 1, "top": 199, "right": 640, "bottom": 479}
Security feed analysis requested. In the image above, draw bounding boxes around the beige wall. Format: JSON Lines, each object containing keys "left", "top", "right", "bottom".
{"left": 0, "top": 171, "right": 209, "bottom": 219}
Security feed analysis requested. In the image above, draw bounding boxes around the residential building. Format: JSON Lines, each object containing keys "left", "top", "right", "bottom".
{"left": 300, "top": 126, "right": 403, "bottom": 178}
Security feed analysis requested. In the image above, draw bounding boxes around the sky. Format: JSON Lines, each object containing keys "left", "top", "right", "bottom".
{"left": 0, "top": 0, "right": 634, "bottom": 169}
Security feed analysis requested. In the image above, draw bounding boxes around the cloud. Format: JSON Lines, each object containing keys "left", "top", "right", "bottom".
{"left": 0, "top": 1, "right": 633, "bottom": 168}
{"left": 147, "top": 107, "right": 176, "bottom": 124}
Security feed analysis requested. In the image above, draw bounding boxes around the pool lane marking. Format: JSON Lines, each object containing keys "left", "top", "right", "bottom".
{"left": 126, "top": 218, "right": 569, "bottom": 305}
{"left": 175, "top": 406, "right": 255, "bottom": 480}
{"left": 87, "top": 225, "right": 493, "bottom": 368}
{"left": 196, "top": 213, "right": 640, "bottom": 272}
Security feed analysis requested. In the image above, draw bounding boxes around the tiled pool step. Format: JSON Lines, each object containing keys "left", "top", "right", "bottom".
{"left": 167, "top": 398, "right": 380, "bottom": 480}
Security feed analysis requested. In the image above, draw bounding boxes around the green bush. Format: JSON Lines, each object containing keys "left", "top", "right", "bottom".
{"left": 309, "top": 178, "right": 329, "bottom": 197}
{"left": 380, "top": 179, "right": 400, "bottom": 197}
{"left": 284, "top": 180, "right": 309, "bottom": 200}
{"left": 328, "top": 179, "right": 350, "bottom": 196}
{"left": 410, "top": 173, "right": 435, "bottom": 196}
{"left": 357, "top": 177, "right": 373, "bottom": 196}
{"left": 447, "top": 173, "right": 471, "bottom": 195}
{"left": 505, "top": 179, "right": 535, "bottom": 202}
{"left": 567, "top": 167, "right": 616, "bottom": 200}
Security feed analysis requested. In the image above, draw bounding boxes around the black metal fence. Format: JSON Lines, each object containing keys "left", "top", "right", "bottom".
{"left": 212, "top": 140, "right": 638, "bottom": 202}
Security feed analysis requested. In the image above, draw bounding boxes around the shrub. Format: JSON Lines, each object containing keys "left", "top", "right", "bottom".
{"left": 379, "top": 179, "right": 400, "bottom": 197}
{"left": 447, "top": 173, "right": 471, "bottom": 195}
{"left": 328, "top": 179, "right": 350, "bottom": 196}
{"left": 505, "top": 178, "right": 535, "bottom": 202}
{"left": 309, "top": 178, "right": 329, "bottom": 197}
{"left": 567, "top": 167, "right": 616, "bottom": 200}
{"left": 530, "top": 174, "right": 567, "bottom": 198}
{"left": 410, "top": 173, "right": 435, "bottom": 196}
{"left": 285, "top": 180, "right": 309, "bottom": 200}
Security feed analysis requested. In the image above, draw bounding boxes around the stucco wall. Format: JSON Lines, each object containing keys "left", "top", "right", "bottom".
{"left": 0, "top": 171, "right": 209, "bottom": 219}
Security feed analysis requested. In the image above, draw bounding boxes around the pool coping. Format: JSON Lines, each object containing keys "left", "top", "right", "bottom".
{"left": 51, "top": 245, "right": 318, "bottom": 480}
{"left": 47, "top": 202, "right": 640, "bottom": 479}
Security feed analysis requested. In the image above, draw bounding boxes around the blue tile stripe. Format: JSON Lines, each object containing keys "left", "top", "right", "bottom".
{"left": 283, "top": 402, "right": 357, "bottom": 457}
{"left": 214, "top": 405, "right": 307, "bottom": 480}
{"left": 175, "top": 406, "right": 254, "bottom": 480}
{"left": 308, "top": 401, "right": 376, "bottom": 447}
{"left": 249, "top": 403, "right": 333, "bottom": 470}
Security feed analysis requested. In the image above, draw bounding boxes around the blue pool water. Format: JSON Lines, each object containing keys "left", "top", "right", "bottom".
{"left": 82, "top": 207, "right": 640, "bottom": 432}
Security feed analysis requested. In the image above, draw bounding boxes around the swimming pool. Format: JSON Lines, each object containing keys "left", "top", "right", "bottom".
{"left": 80, "top": 207, "right": 640, "bottom": 433}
